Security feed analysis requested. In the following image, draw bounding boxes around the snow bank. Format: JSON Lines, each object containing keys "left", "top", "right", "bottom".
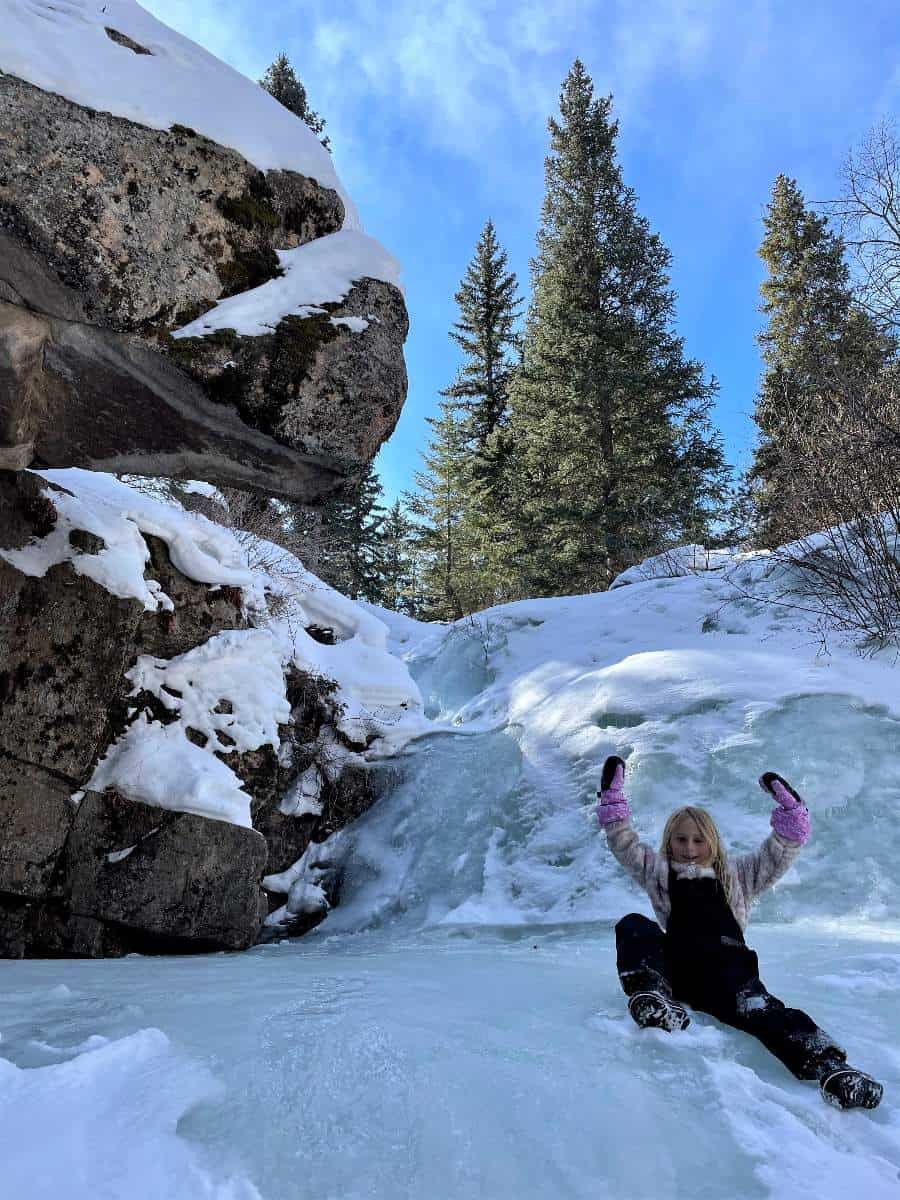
{"left": 610, "top": 543, "right": 737, "bottom": 588}
{"left": 0, "top": 1026, "right": 261, "bottom": 1199}
{"left": 88, "top": 713, "right": 249, "bottom": 829}
{"left": 1, "top": 0, "right": 357, "bottom": 226}
{"left": 172, "top": 230, "right": 403, "bottom": 340}
{"left": 0, "top": 469, "right": 265, "bottom": 611}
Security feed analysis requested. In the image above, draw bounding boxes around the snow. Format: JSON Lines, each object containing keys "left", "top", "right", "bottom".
{"left": 171, "top": 230, "right": 402, "bottom": 340}
{"left": 0, "top": 468, "right": 266, "bottom": 611}
{"left": 0, "top": 1023, "right": 261, "bottom": 1198}
{"left": 278, "top": 765, "right": 323, "bottom": 817}
{"left": 1, "top": 0, "right": 357, "bottom": 227}
{"left": 88, "top": 714, "right": 255, "bottom": 827}
{"left": 126, "top": 629, "right": 291, "bottom": 755}
{"left": 330, "top": 315, "right": 370, "bottom": 333}
{"left": 4, "top": 465, "right": 900, "bottom": 1193}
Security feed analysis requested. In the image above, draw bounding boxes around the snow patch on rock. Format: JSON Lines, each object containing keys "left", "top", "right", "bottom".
{"left": 171, "top": 231, "right": 402, "bottom": 340}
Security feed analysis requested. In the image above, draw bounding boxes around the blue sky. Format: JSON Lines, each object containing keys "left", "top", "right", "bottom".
{"left": 143, "top": 0, "right": 900, "bottom": 507}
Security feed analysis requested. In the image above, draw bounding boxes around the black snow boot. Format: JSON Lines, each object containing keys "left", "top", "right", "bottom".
{"left": 819, "top": 1063, "right": 884, "bottom": 1110}
{"left": 627, "top": 991, "right": 691, "bottom": 1033}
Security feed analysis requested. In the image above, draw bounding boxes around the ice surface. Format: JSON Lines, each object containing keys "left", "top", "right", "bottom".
{"left": 1, "top": 928, "right": 897, "bottom": 1200}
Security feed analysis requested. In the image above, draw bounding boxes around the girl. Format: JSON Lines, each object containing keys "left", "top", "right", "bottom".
{"left": 597, "top": 755, "right": 883, "bottom": 1111}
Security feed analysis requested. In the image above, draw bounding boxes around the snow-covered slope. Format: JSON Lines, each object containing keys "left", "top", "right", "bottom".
{"left": 1, "top": 0, "right": 357, "bottom": 224}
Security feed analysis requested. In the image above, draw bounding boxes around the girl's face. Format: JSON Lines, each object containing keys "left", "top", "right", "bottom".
{"left": 668, "top": 814, "right": 714, "bottom": 866}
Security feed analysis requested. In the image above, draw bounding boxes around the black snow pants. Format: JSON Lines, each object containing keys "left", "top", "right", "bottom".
{"left": 614, "top": 874, "right": 846, "bottom": 1080}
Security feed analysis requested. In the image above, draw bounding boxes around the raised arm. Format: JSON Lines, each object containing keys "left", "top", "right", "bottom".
{"left": 734, "top": 773, "right": 810, "bottom": 900}
{"left": 596, "top": 755, "right": 660, "bottom": 888}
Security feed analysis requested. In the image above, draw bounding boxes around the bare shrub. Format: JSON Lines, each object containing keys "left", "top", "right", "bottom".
{"left": 738, "top": 368, "right": 900, "bottom": 650}
{"left": 829, "top": 120, "right": 900, "bottom": 333}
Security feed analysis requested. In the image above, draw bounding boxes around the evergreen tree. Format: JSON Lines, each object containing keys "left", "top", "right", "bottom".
{"left": 443, "top": 220, "right": 522, "bottom": 499}
{"left": 506, "top": 62, "right": 729, "bottom": 596}
{"left": 406, "top": 401, "right": 473, "bottom": 620}
{"left": 440, "top": 220, "right": 523, "bottom": 606}
{"left": 317, "top": 463, "right": 385, "bottom": 600}
{"left": 380, "top": 500, "right": 418, "bottom": 614}
{"left": 750, "top": 174, "right": 893, "bottom": 545}
{"left": 260, "top": 52, "right": 330, "bottom": 151}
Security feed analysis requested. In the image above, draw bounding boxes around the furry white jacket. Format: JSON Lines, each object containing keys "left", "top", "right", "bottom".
{"left": 604, "top": 819, "right": 802, "bottom": 931}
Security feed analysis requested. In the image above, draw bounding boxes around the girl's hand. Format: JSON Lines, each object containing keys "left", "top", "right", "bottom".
{"left": 759, "top": 772, "right": 811, "bottom": 846}
{"left": 597, "top": 755, "right": 631, "bottom": 826}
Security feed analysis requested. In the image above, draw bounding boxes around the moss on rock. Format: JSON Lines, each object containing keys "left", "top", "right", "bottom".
{"left": 216, "top": 245, "right": 282, "bottom": 297}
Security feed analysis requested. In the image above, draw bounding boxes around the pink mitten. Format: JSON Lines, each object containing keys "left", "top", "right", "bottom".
{"left": 760, "top": 773, "right": 811, "bottom": 846}
{"left": 597, "top": 756, "right": 632, "bottom": 827}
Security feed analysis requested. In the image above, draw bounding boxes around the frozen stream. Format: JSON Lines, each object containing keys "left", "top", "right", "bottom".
{"left": 5, "top": 583, "right": 900, "bottom": 1198}
{"left": 2, "top": 924, "right": 899, "bottom": 1199}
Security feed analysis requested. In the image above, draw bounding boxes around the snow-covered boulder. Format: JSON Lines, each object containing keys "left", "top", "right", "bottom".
{"left": 0, "top": 4, "right": 408, "bottom": 498}
{"left": 0, "top": 470, "right": 425, "bottom": 957}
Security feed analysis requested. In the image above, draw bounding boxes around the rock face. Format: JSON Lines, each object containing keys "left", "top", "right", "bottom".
{"left": 171, "top": 276, "right": 410, "bottom": 465}
{"left": 0, "top": 472, "right": 381, "bottom": 957}
{"left": 0, "top": 74, "right": 408, "bottom": 499}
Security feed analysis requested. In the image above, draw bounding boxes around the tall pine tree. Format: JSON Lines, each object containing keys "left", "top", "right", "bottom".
{"left": 750, "top": 174, "right": 893, "bottom": 545}
{"left": 506, "top": 62, "right": 728, "bottom": 596}
{"left": 443, "top": 220, "right": 521, "bottom": 501}
{"left": 260, "top": 53, "right": 330, "bottom": 151}
{"left": 441, "top": 220, "right": 522, "bottom": 605}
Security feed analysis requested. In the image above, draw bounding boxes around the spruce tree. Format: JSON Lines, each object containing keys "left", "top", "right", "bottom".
{"left": 380, "top": 500, "right": 418, "bottom": 614}
{"left": 750, "top": 174, "right": 893, "bottom": 545}
{"left": 440, "top": 220, "right": 522, "bottom": 606}
{"left": 443, "top": 220, "right": 521, "bottom": 499}
{"left": 406, "top": 401, "right": 473, "bottom": 620}
{"left": 260, "top": 53, "right": 330, "bottom": 151}
{"left": 506, "top": 62, "right": 728, "bottom": 597}
{"left": 317, "top": 463, "right": 385, "bottom": 600}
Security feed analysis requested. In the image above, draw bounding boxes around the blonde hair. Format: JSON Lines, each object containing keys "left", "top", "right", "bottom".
{"left": 659, "top": 806, "right": 737, "bottom": 910}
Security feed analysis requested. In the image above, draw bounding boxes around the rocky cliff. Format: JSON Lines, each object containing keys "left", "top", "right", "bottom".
{"left": 0, "top": 2, "right": 419, "bottom": 956}
{"left": 0, "top": 12, "right": 408, "bottom": 500}
{"left": 0, "top": 469, "right": 420, "bottom": 957}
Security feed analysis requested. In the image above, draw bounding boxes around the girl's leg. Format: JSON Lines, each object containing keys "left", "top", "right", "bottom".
{"left": 701, "top": 960, "right": 883, "bottom": 1106}
{"left": 615, "top": 913, "right": 690, "bottom": 1031}
{"left": 614, "top": 913, "right": 671, "bottom": 998}
{"left": 725, "top": 978, "right": 847, "bottom": 1080}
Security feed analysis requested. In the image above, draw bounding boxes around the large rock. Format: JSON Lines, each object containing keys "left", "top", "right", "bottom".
{"left": 172, "top": 276, "right": 409, "bottom": 464}
{"left": 0, "top": 237, "right": 346, "bottom": 500}
{"left": 57, "top": 790, "right": 269, "bottom": 952}
{"left": 0, "top": 760, "right": 74, "bottom": 899}
{"left": 0, "top": 76, "right": 343, "bottom": 332}
{"left": 0, "top": 74, "right": 408, "bottom": 499}
{"left": 0, "top": 473, "right": 142, "bottom": 774}
{"left": 0, "top": 474, "right": 385, "bottom": 956}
